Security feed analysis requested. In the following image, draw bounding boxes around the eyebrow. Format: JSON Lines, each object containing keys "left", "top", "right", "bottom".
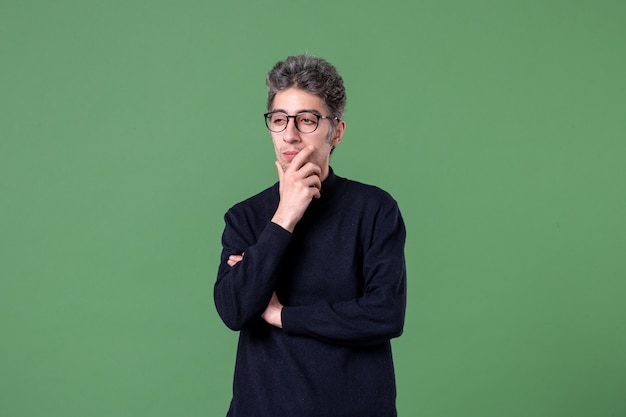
{"left": 270, "top": 108, "right": 323, "bottom": 115}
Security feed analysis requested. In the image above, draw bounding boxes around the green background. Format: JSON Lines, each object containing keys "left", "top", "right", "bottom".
{"left": 2, "top": 0, "right": 625, "bottom": 416}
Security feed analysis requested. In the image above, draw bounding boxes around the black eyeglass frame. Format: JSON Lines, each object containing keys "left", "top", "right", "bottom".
{"left": 263, "top": 111, "right": 339, "bottom": 133}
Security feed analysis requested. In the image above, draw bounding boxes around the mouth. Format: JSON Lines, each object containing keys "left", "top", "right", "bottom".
{"left": 282, "top": 149, "right": 301, "bottom": 160}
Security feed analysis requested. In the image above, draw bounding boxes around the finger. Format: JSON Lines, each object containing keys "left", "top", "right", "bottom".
{"left": 288, "top": 145, "right": 315, "bottom": 171}
{"left": 310, "top": 178, "right": 322, "bottom": 198}
{"left": 299, "top": 161, "right": 322, "bottom": 179}
{"left": 275, "top": 160, "right": 284, "bottom": 180}
{"left": 227, "top": 254, "right": 244, "bottom": 267}
{"left": 301, "top": 171, "right": 321, "bottom": 190}
{"left": 296, "top": 175, "right": 321, "bottom": 199}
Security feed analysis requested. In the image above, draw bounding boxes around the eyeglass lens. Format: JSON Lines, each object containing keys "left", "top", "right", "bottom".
{"left": 266, "top": 112, "right": 320, "bottom": 133}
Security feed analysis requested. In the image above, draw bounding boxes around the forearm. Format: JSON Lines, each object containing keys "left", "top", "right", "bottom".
{"left": 282, "top": 267, "right": 407, "bottom": 346}
{"left": 282, "top": 201, "right": 407, "bottom": 346}
{"left": 214, "top": 221, "right": 292, "bottom": 330}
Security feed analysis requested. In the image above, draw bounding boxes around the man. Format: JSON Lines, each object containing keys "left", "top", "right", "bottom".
{"left": 214, "top": 54, "right": 407, "bottom": 417}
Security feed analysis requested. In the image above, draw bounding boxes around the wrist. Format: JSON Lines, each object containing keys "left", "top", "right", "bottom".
{"left": 271, "top": 211, "right": 298, "bottom": 233}
{"left": 275, "top": 306, "right": 283, "bottom": 328}
{"left": 262, "top": 303, "right": 283, "bottom": 328}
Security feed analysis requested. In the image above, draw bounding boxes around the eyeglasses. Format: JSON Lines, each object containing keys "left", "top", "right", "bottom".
{"left": 264, "top": 111, "right": 338, "bottom": 133}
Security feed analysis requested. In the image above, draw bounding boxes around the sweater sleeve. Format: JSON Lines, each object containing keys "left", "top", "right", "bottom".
{"left": 281, "top": 201, "right": 407, "bottom": 346}
{"left": 214, "top": 208, "right": 293, "bottom": 331}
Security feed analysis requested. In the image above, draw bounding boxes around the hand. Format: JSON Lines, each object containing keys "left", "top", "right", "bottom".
{"left": 227, "top": 253, "right": 243, "bottom": 267}
{"left": 261, "top": 291, "right": 283, "bottom": 328}
{"left": 271, "top": 145, "right": 321, "bottom": 232}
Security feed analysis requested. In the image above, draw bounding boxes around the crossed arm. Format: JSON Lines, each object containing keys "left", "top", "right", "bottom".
{"left": 216, "top": 199, "right": 407, "bottom": 345}
{"left": 223, "top": 146, "right": 322, "bottom": 329}
{"left": 216, "top": 146, "right": 406, "bottom": 344}
{"left": 227, "top": 253, "right": 283, "bottom": 328}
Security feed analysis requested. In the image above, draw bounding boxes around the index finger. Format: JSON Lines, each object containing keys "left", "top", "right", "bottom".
{"left": 287, "top": 145, "right": 316, "bottom": 171}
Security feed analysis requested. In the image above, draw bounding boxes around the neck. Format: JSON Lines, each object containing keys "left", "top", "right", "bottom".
{"left": 320, "top": 164, "right": 330, "bottom": 182}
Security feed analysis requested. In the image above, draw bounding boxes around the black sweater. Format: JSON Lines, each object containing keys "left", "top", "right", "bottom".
{"left": 214, "top": 168, "right": 407, "bottom": 417}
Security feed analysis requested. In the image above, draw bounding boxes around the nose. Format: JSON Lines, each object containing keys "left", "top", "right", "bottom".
{"left": 282, "top": 118, "right": 301, "bottom": 143}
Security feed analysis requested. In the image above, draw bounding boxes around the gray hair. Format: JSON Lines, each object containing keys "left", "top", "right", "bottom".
{"left": 266, "top": 55, "right": 347, "bottom": 121}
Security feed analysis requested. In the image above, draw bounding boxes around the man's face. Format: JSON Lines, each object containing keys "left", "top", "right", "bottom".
{"left": 269, "top": 87, "right": 345, "bottom": 180}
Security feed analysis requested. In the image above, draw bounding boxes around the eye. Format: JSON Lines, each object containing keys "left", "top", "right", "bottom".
{"left": 270, "top": 113, "right": 287, "bottom": 125}
{"left": 297, "top": 113, "right": 319, "bottom": 125}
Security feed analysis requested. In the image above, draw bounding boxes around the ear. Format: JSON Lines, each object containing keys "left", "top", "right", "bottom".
{"left": 331, "top": 120, "right": 346, "bottom": 147}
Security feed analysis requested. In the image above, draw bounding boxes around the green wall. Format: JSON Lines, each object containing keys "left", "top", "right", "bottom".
{"left": 2, "top": 1, "right": 625, "bottom": 416}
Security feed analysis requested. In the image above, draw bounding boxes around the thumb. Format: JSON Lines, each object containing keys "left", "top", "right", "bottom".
{"left": 275, "top": 161, "right": 284, "bottom": 181}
